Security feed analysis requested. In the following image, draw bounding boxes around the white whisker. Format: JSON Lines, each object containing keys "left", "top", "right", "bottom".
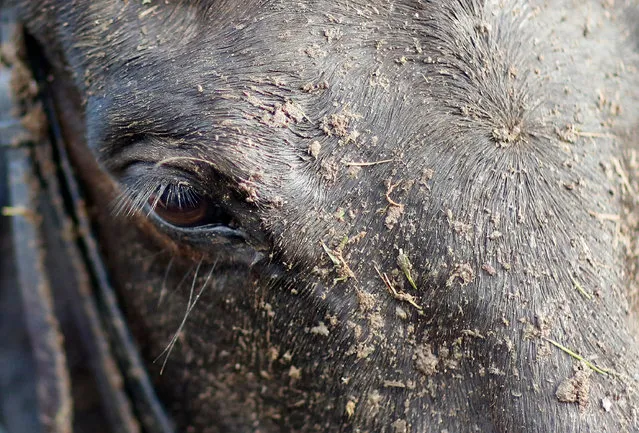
{"left": 158, "top": 256, "right": 175, "bottom": 308}
{"left": 155, "top": 259, "right": 216, "bottom": 374}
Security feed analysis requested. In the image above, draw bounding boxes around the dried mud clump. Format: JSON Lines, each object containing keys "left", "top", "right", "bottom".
{"left": 556, "top": 364, "right": 592, "bottom": 408}
{"left": 414, "top": 344, "right": 438, "bottom": 376}
{"left": 446, "top": 263, "right": 475, "bottom": 287}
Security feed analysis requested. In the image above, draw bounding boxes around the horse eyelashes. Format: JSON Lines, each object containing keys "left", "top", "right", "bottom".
{"left": 112, "top": 176, "right": 168, "bottom": 218}
{"left": 112, "top": 173, "right": 230, "bottom": 229}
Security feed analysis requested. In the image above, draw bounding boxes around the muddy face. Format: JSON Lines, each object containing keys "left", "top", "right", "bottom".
{"left": 13, "top": 1, "right": 639, "bottom": 432}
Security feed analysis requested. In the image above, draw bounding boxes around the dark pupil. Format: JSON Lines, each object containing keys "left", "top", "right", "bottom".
{"left": 149, "top": 184, "right": 209, "bottom": 227}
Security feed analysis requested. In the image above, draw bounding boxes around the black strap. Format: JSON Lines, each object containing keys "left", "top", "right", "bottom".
{"left": 2, "top": 19, "right": 175, "bottom": 433}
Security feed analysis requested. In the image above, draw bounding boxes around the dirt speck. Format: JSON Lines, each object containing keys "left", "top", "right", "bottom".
{"left": 391, "top": 419, "right": 408, "bottom": 433}
{"left": 356, "top": 343, "right": 375, "bottom": 359}
{"left": 345, "top": 398, "right": 356, "bottom": 418}
{"left": 482, "top": 263, "right": 497, "bottom": 276}
{"left": 301, "top": 80, "right": 329, "bottom": 93}
{"left": 356, "top": 290, "right": 376, "bottom": 313}
{"left": 368, "top": 312, "right": 384, "bottom": 331}
{"left": 556, "top": 124, "right": 578, "bottom": 143}
{"left": 320, "top": 158, "right": 339, "bottom": 183}
{"left": 310, "top": 321, "right": 330, "bottom": 337}
{"left": 556, "top": 364, "right": 591, "bottom": 408}
{"left": 289, "top": 365, "right": 302, "bottom": 381}
{"left": 446, "top": 209, "right": 472, "bottom": 237}
{"left": 304, "top": 44, "right": 327, "bottom": 59}
{"left": 385, "top": 205, "right": 405, "bottom": 230}
{"left": 419, "top": 168, "right": 434, "bottom": 185}
{"left": 414, "top": 344, "right": 438, "bottom": 376}
{"left": 238, "top": 180, "right": 259, "bottom": 202}
{"left": 395, "top": 306, "right": 408, "bottom": 320}
{"left": 281, "top": 101, "right": 305, "bottom": 123}
{"left": 308, "top": 140, "right": 321, "bottom": 158}
{"left": 492, "top": 124, "right": 521, "bottom": 146}
{"left": 322, "top": 113, "right": 350, "bottom": 138}
{"left": 346, "top": 165, "right": 362, "bottom": 179}
{"left": 446, "top": 263, "right": 475, "bottom": 287}
{"left": 474, "top": 21, "right": 492, "bottom": 35}
{"left": 324, "top": 27, "right": 343, "bottom": 43}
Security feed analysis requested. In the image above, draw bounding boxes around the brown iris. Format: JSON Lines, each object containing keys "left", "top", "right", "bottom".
{"left": 148, "top": 184, "right": 209, "bottom": 228}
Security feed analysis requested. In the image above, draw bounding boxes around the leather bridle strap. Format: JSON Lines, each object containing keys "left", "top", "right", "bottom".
{"left": 3, "top": 25, "right": 175, "bottom": 433}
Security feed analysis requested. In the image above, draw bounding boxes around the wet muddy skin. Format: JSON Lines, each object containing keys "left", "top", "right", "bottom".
{"left": 9, "top": 1, "right": 639, "bottom": 432}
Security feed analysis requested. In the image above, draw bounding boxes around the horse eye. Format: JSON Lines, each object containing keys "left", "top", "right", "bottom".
{"left": 148, "top": 183, "right": 211, "bottom": 228}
